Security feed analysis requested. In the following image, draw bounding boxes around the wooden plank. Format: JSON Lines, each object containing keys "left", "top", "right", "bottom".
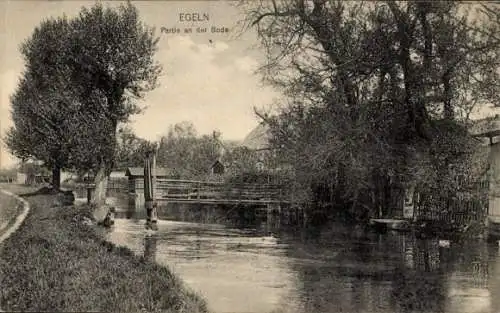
{"left": 156, "top": 198, "right": 289, "bottom": 204}
{"left": 134, "top": 177, "right": 287, "bottom": 204}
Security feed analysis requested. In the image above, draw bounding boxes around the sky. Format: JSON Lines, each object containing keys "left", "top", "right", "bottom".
{"left": 0, "top": 0, "right": 281, "bottom": 168}
{"left": 0, "top": 1, "right": 498, "bottom": 169}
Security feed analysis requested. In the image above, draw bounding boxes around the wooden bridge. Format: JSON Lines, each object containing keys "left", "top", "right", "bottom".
{"left": 143, "top": 179, "right": 290, "bottom": 205}
{"left": 75, "top": 177, "right": 294, "bottom": 213}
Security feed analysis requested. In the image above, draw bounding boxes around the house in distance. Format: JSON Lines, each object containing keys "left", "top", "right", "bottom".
{"left": 210, "top": 160, "right": 225, "bottom": 175}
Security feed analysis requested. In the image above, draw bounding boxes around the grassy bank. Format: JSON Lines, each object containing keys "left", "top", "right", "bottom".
{"left": 0, "top": 190, "right": 24, "bottom": 235}
{"left": 0, "top": 190, "right": 209, "bottom": 313}
{"left": 0, "top": 185, "right": 38, "bottom": 235}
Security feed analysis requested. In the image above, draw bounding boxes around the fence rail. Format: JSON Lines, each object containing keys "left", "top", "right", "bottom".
{"left": 69, "top": 178, "right": 288, "bottom": 204}
{"left": 65, "top": 179, "right": 128, "bottom": 198}
{"left": 414, "top": 193, "right": 487, "bottom": 225}
{"left": 153, "top": 179, "right": 285, "bottom": 204}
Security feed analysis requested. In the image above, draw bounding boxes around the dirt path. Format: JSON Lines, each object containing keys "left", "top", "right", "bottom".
{"left": 0, "top": 184, "right": 34, "bottom": 312}
{"left": 0, "top": 184, "right": 34, "bottom": 243}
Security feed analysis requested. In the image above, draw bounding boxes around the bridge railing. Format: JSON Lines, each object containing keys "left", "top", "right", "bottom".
{"left": 68, "top": 178, "right": 287, "bottom": 204}
{"left": 154, "top": 179, "right": 284, "bottom": 202}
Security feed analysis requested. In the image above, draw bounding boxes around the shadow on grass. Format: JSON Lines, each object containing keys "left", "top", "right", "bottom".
{"left": 18, "top": 186, "right": 63, "bottom": 197}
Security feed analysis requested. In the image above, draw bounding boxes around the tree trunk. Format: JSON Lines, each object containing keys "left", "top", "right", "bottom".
{"left": 443, "top": 70, "right": 454, "bottom": 120}
{"left": 91, "top": 116, "right": 118, "bottom": 221}
{"left": 52, "top": 165, "right": 61, "bottom": 191}
{"left": 92, "top": 162, "right": 110, "bottom": 207}
{"left": 91, "top": 161, "right": 112, "bottom": 222}
{"left": 383, "top": 177, "right": 392, "bottom": 218}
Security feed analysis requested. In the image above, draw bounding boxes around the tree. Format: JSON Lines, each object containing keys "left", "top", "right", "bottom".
{"left": 64, "top": 2, "right": 161, "bottom": 206}
{"left": 241, "top": 1, "right": 500, "bottom": 221}
{"left": 224, "top": 146, "right": 259, "bottom": 174}
{"left": 6, "top": 2, "right": 161, "bottom": 203}
{"left": 156, "top": 122, "right": 221, "bottom": 179}
{"left": 115, "top": 125, "right": 151, "bottom": 170}
{"left": 5, "top": 17, "right": 78, "bottom": 190}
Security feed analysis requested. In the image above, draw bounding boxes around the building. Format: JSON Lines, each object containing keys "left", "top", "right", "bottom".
{"left": 240, "top": 122, "right": 279, "bottom": 173}
{"left": 16, "top": 172, "right": 27, "bottom": 184}
{"left": 210, "top": 160, "right": 225, "bottom": 175}
{"left": 240, "top": 122, "right": 271, "bottom": 151}
{"left": 110, "top": 170, "right": 127, "bottom": 179}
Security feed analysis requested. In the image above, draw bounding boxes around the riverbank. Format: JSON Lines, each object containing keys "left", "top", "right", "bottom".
{"left": 0, "top": 188, "right": 209, "bottom": 313}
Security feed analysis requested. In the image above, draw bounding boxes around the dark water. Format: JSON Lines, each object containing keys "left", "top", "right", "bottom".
{"left": 104, "top": 218, "right": 500, "bottom": 313}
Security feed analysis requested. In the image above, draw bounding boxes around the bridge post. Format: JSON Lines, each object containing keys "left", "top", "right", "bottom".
{"left": 144, "top": 152, "right": 153, "bottom": 223}
{"left": 151, "top": 148, "right": 158, "bottom": 224}
{"left": 265, "top": 203, "right": 281, "bottom": 229}
{"left": 278, "top": 203, "right": 282, "bottom": 226}
{"left": 266, "top": 204, "right": 273, "bottom": 231}
{"left": 197, "top": 181, "right": 201, "bottom": 200}
{"left": 486, "top": 140, "right": 500, "bottom": 240}
{"left": 144, "top": 147, "right": 158, "bottom": 229}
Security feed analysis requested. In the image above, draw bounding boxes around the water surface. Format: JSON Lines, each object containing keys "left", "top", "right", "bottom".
{"left": 105, "top": 218, "right": 500, "bottom": 313}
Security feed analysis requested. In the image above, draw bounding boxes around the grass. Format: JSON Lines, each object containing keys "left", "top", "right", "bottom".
{"left": 0, "top": 188, "right": 209, "bottom": 313}
{"left": 0, "top": 191, "right": 24, "bottom": 234}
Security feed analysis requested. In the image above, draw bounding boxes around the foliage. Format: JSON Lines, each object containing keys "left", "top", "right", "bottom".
{"left": 0, "top": 168, "right": 17, "bottom": 176}
{"left": 223, "top": 146, "right": 261, "bottom": 174}
{"left": 156, "top": 122, "right": 222, "bottom": 180}
{"left": 114, "top": 125, "right": 151, "bottom": 170}
{"left": 17, "top": 161, "right": 51, "bottom": 177}
{"left": 155, "top": 122, "right": 277, "bottom": 181}
{"left": 241, "top": 1, "right": 500, "bottom": 219}
{"left": 5, "top": 18, "right": 77, "bottom": 189}
{"left": 66, "top": 2, "right": 161, "bottom": 173}
{"left": 5, "top": 2, "right": 161, "bottom": 199}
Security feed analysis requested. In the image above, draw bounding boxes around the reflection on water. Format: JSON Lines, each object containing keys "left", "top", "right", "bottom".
{"left": 144, "top": 234, "right": 157, "bottom": 263}
{"left": 105, "top": 219, "right": 500, "bottom": 313}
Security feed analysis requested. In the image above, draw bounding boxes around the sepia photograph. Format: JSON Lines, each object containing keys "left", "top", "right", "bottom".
{"left": 0, "top": 1, "right": 500, "bottom": 312}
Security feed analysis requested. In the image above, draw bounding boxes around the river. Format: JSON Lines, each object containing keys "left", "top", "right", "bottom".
{"left": 104, "top": 218, "right": 500, "bottom": 313}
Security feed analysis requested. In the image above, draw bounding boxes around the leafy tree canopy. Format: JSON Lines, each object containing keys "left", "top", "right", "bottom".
{"left": 241, "top": 1, "right": 500, "bottom": 218}
{"left": 5, "top": 1, "right": 161, "bottom": 196}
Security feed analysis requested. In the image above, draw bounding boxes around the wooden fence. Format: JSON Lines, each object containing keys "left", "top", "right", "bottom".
{"left": 67, "top": 178, "right": 128, "bottom": 198}
{"left": 106, "top": 179, "right": 128, "bottom": 192}
{"left": 414, "top": 193, "right": 487, "bottom": 224}
{"left": 69, "top": 178, "right": 287, "bottom": 206}
{"left": 0, "top": 176, "right": 15, "bottom": 183}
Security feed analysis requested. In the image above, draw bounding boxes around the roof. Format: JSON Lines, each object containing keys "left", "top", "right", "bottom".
{"left": 125, "top": 167, "right": 172, "bottom": 177}
{"left": 240, "top": 123, "right": 271, "bottom": 151}
{"left": 211, "top": 160, "right": 225, "bottom": 167}
{"left": 109, "top": 171, "right": 127, "bottom": 178}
